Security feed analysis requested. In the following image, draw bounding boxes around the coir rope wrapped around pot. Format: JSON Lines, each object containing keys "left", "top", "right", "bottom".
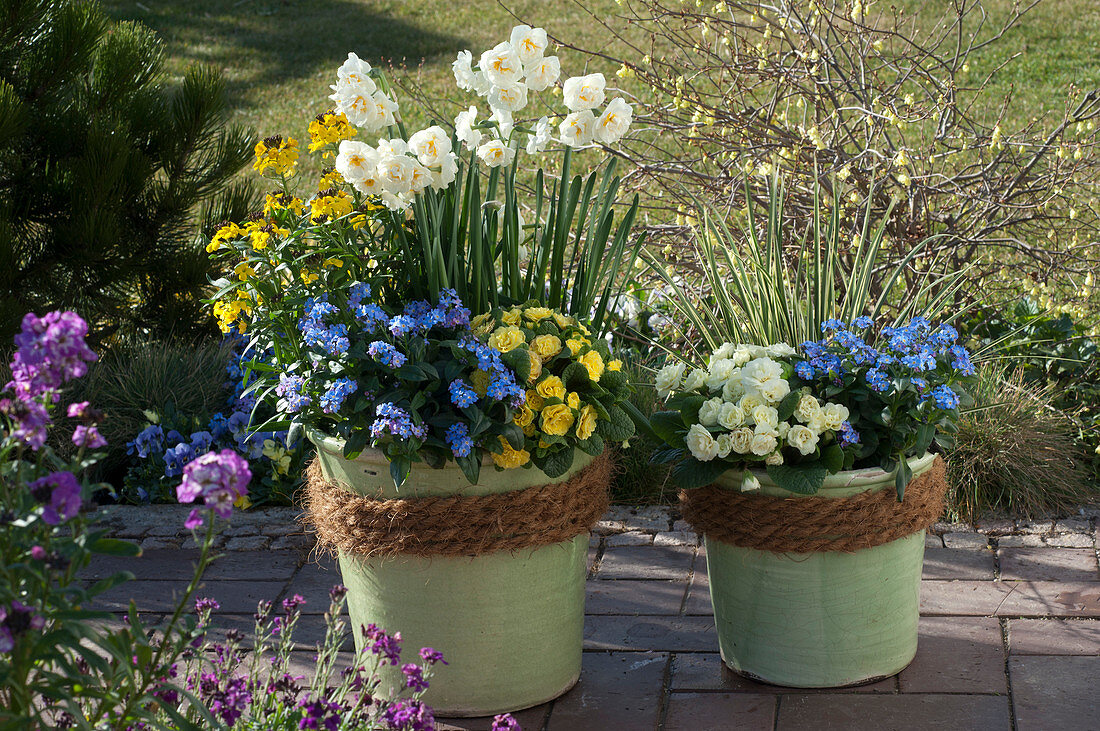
{"left": 681, "top": 456, "right": 948, "bottom": 553}
{"left": 303, "top": 452, "right": 613, "bottom": 558}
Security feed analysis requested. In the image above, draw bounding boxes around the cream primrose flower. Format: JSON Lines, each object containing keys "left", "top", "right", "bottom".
{"left": 729, "top": 347, "right": 753, "bottom": 366}
{"left": 717, "top": 402, "right": 744, "bottom": 430}
{"left": 562, "top": 73, "right": 607, "bottom": 112}
{"left": 510, "top": 25, "right": 548, "bottom": 64}
{"left": 738, "top": 393, "right": 763, "bottom": 413}
{"left": 722, "top": 369, "right": 744, "bottom": 401}
{"left": 795, "top": 394, "right": 822, "bottom": 423}
{"left": 480, "top": 42, "right": 524, "bottom": 86}
{"left": 476, "top": 139, "right": 516, "bottom": 168}
{"left": 524, "top": 56, "right": 561, "bottom": 92}
{"left": 786, "top": 424, "right": 820, "bottom": 456}
{"left": 715, "top": 433, "right": 733, "bottom": 459}
{"left": 706, "top": 358, "right": 738, "bottom": 391}
{"left": 655, "top": 362, "right": 687, "bottom": 398}
{"left": 559, "top": 110, "right": 596, "bottom": 148}
{"left": 730, "top": 427, "right": 754, "bottom": 454}
{"left": 751, "top": 431, "right": 778, "bottom": 456}
{"left": 698, "top": 397, "right": 723, "bottom": 427}
{"left": 686, "top": 424, "right": 720, "bottom": 462}
{"left": 452, "top": 50, "right": 478, "bottom": 91}
{"left": 822, "top": 403, "right": 850, "bottom": 430}
{"left": 683, "top": 367, "right": 708, "bottom": 392}
{"left": 750, "top": 404, "right": 779, "bottom": 430}
{"left": 593, "top": 97, "right": 633, "bottom": 145}
{"left": 710, "top": 343, "right": 737, "bottom": 363}
{"left": 526, "top": 116, "right": 551, "bottom": 154}
{"left": 408, "top": 126, "right": 452, "bottom": 167}
{"left": 740, "top": 357, "right": 786, "bottom": 403}
{"left": 766, "top": 342, "right": 797, "bottom": 358}
{"left": 335, "top": 140, "right": 378, "bottom": 183}
{"left": 330, "top": 82, "right": 383, "bottom": 131}
{"left": 336, "top": 53, "right": 375, "bottom": 89}
{"left": 488, "top": 80, "right": 529, "bottom": 113}
{"left": 765, "top": 451, "right": 784, "bottom": 466}
{"left": 776, "top": 421, "right": 791, "bottom": 440}
{"left": 455, "top": 106, "right": 483, "bottom": 150}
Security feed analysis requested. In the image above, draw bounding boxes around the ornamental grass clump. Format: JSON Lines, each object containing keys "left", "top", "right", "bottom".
{"left": 946, "top": 366, "right": 1093, "bottom": 521}
{"left": 653, "top": 317, "right": 978, "bottom": 498}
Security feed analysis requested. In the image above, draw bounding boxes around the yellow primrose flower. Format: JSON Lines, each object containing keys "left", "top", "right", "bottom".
{"left": 607, "top": 359, "right": 623, "bottom": 372}
{"left": 566, "top": 392, "right": 580, "bottom": 409}
{"left": 525, "top": 389, "right": 545, "bottom": 411}
{"left": 565, "top": 338, "right": 585, "bottom": 356}
{"left": 535, "top": 375, "right": 566, "bottom": 401}
{"left": 531, "top": 334, "right": 562, "bottom": 359}
{"left": 523, "top": 306, "right": 554, "bottom": 323}
{"left": 491, "top": 436, "right": 531, "bottom": 469}
{"left": 552, "top": 312, "right": 574, "bottom": 328}
{"left": 579, "top": 350, "right": 605, "bottom": 382}
{"left": 527, "top": 350, "right": 543, "bottom": 384}
{"left": 514, "top": 404, "right": 536, "bottom": 428}
{"left": 488, "top": 326, "right": 525, "bottom": 352}
{"left": 470, "top": 312, "right": 495, "bottom": 330}
{"left": 576, "top": 404, "right": 598, "bottom": 440}
{"left": 470, "top": 370, "right": 490, "bottom": 397}
{"left": 262, "top": 439, "right": 292, "bottom": 475}
{"left": 540, "top": 403, "right": 575, "bottom": 436}
{"left": 501, "top": 307, "right": 523, "bottom": 326}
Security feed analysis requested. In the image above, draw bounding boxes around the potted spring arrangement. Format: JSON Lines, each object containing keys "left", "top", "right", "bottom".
{"left": 204, "top": 24, "right": 639, "bottom": 716}
{"left": 647, "top": 176, "right": 977, "bottom": 687}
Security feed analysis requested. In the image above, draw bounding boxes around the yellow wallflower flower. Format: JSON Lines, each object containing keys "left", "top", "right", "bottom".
{"left": 535, "top": 375, "right": 566, "bottom": 401}
{"left": 531, "top": 334, "right": 562, "bottom": 359}
{"left": 253, "top": 135, "right": 299, "bottom": 176}
{"left": 540, "top": 404, "right": 575, "bottom": 436}
{"left": 308, "top": 111, "right": 356, "bottom": 153}
{"left": 491, "top": 436, "right": 531, "bottom": 469}
{"left": 576, "top": 404, "right": 598, "bottom": 440}
{"left": 488, "top": 326, "right": 525, "bottom": 352}
{"left": 300, "top": 269, "right": 319, "bottom": 284}
{"left": 234, "top": 261, "right": 256, "bottom": 281}
{"left": 323, "top": 257, "right": 344, "bottom": 268}
{"left": 579, "top": 350, "right": 605, "bottom": 382}
{"left": 207, "top": 222, "right": 242, "bottom": 253}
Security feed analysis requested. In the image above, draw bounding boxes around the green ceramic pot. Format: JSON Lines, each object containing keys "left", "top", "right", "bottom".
{"left": 705, "top": 453, "right": 936, "bottom": 688}
{"left": 308, "top": 428, "right": 594, "bottom": 716}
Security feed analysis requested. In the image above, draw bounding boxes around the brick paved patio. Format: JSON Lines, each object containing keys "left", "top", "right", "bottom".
{"left": 89, "top": 506, "right": 1100, "bottom": 730}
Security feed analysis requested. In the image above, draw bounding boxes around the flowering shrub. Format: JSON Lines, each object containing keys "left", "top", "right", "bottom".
{"left": 122, "top": 338, "right": 307, "bottom": 505}
{"left": 653, "top": 318, "right": 977, "bottom": 498}
{"left": 471, "top": 304, "right": 636, "bottom": 477}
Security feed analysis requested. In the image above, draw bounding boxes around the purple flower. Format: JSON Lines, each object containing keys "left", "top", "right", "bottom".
{"left": 418, "top": 647, "right": 446, "bottom": 666}
{"left": 72, "top": 424, "right": 106, "bottom": 449}
{"left": 28, "top": 471, "right": 82, "bottom": 525}
{"left": 282, "top": 594, "right": 306, "bottom": 615}
{"left": 329, "top": 584, "right": 348, "bottom": 602}
{"left": 0, "top": 601, "right": 46, "bottom": 653}
{"left": 164, "top": 442, "right": 197, "bottom": 478}
{"left": 362, "top": 623, "right": 402, "bottom": 665}
{"left": 7, "top": 310, "right": 97, "bottom": 400}
{"left": 297, "top": 695, "right": 343, "bottom": 730}
{"left": 381, "top": 699, "right": 435, "bottom": 731}
{"left": 66, "top": 401, "right": 91, "bottom": 419}
{"left": 401, "top": 663, "right": 429, "bottom": 692}
{"left": 491, "top": 714, "right": 522, "bottom": 731}
{"left": 195, "top": 597, "right": 221, "bottom": 614}
{"left": 0, "top": 397, "right": 50, "bottom": 450}
{"left": 176, "top": 449, "right": 252, "bottom": 524}
{"left": 30, "top": 545, "right": 46, "bottom": 561}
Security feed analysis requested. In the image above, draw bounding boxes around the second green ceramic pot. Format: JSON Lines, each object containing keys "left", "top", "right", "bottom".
{"left": 309, "top": 428, "right": 594, "bottom": 716}
{"left": 705, "top": 453, "right": 936, "bottom": 688}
